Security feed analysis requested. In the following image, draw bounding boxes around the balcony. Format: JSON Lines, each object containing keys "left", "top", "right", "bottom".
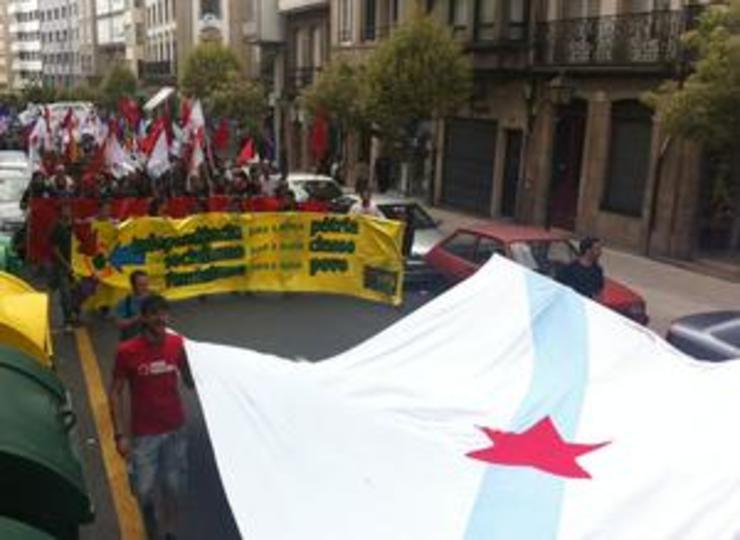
{"left": 535, "top": 10, "right": 687, "bottom": 71}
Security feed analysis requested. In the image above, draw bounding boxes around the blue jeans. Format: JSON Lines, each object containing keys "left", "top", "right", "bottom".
{"left": 129, "top": 429, "right": 188, "bottom": 538}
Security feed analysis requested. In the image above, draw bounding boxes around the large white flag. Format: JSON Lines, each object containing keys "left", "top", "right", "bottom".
{"left": 187, "top": 257, "right": 740, "bottom": 540}
{"left": 146, "top": 130, "right": 170, "bottom": 179}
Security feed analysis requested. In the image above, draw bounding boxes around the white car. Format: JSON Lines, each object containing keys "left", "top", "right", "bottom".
{"left": 284, "top": 173, "right": 346, "bottom": 203}
{"left": 0, "top": 151, "right": 30, "bottom": 174}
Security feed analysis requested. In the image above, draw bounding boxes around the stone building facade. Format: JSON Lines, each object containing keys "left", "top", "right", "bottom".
{"left": 319, "top": 0, "right": 719, "bottom": 260}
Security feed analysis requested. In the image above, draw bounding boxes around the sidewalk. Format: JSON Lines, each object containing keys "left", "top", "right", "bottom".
{"left": 421, "top": 202, "right": 740, "bottom": 335}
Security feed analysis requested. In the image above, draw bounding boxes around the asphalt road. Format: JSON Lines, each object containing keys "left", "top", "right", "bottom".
{"left": 57, "top": 291, "right": 434, "bottom": 539}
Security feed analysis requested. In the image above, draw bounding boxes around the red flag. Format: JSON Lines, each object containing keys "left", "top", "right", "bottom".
{"left": 180, "top": 98, "right": 192, "bottom": 126}
{"left": 61, "top": 108, "right": 75, "bottom": 130}
{"left": 236, "top": 138, "right": 255, "bottom": 166}
{"left": 118, "top": 98, "right": 141, "bottom": 128}
{"left": 140, "top": 117, "right": 166, "bottom": 156}
{"left": 311, "top": 114, "right": 329, "bottom": 162}
{"left": 212, "top": 120, "right": 229, "bottom": 151}
{"left": 85, "top": 138, "right": 107, "bottom": 178}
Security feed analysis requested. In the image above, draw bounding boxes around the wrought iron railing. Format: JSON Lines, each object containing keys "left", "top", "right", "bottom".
{"left": 535, "top": 10, "right": 687, "bottom": 68}
{"left": 138, "top": 60, "right": 175, "bottom": 79}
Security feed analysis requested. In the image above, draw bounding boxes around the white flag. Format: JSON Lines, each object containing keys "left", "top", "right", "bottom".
{"left": 146, "top": 130, "right": 170, "bottom": 179}
{"left": 106, "top": 134, "right": 139, "bottom": 179}
{"left": 188, "top": 257, "right": 740, "bottom": 540}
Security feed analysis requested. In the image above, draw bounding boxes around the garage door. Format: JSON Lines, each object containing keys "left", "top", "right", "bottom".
{"left": 441, "top": 119, "right": 497, "bottom": 215}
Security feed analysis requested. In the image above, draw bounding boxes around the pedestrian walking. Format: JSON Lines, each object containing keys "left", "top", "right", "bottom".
{"left": 110, "top": 294, "right": 194, "bottom": 540}
{"left": 115, "top": 270, "right": 151, "bottom": 341}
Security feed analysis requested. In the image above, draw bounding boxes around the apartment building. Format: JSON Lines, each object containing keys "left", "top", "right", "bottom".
{"left": 40, "top": 0, "right": 83, "bottom": 87}
{"left": 280, "top": 0, "right": 330, "bottom": 170}
{"left": 0, "top": 1, "right": 9, "bottom": 90}
{"left": 7, "top": 0, "right": 42, "bottom": 89}
{"left": 176, "top": 0, "right": 258, "bottom": 79}
{"left": 140, "top": 0, "right": 177, "bottom": 84}
{"left": 95, "top": 0, "right": 127, "bottom": 68}
{"left": 78, "top": 0, "right": 98, "bottom": 81}
{"left": 323, "top": 0, "right": 719, "bottom": 260}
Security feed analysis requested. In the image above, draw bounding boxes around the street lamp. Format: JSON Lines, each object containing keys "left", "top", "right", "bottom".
{"left": 548, "top": 74, "right": 575, "bottom": 106}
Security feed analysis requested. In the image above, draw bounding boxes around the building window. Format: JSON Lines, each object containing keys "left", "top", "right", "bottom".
{"left": 449, "top": 0, "right": 468, "bottom": 36}
{"left": 338, "top": 0, "right": 352, "bottom": 44}
{"left": 563, "top": 0, "right": 601, "bottom": 19}
{"left": 602, "top": 100, "right": 653, "bottom": 217}
{"left": 622, "top": 0, "right": 670, "bottom": 13}
{"left": 363, "top": 0, "right": 377, "bottom": 41}
{"left": 312, "top": 26, "right": 324, "bottom": 68}
{"left": 474, "top": 0, "right": 495, "bottom": 41}
{"left": 201, "top": 0, "right": 220, "bottom": 18}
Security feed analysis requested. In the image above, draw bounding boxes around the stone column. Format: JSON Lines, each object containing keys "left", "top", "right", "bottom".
{"left": 577, "top": 91, "right": 610, "bottom": 235}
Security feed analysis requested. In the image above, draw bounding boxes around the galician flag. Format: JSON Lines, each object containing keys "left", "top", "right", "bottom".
{"left": 187, "top": 257, "right": 740, "bottom": 540}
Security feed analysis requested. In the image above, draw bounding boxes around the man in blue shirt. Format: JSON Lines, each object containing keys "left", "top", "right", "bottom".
{"left": 115, "top": 270, "right": 150, "bottom": 341}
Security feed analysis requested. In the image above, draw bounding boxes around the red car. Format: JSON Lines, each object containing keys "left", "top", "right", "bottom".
{"left": 424, "top": 223, "right": 649, "bottom": 325}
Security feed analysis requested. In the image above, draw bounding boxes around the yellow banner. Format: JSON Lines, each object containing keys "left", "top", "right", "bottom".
{"left": 73, "top": 212, "right": 405, "bottom": 307}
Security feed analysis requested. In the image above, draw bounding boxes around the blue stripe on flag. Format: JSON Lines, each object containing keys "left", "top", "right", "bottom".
{"left": 464, "top": 273, "right": 590, "bottom": 540}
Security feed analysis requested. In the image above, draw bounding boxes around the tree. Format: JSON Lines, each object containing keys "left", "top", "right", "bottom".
{"left": 301, "top": 61, "right": 369, "bottom": 171}
{"left": 364, "top": 13, "right": 472, "bottom": 144}
{"left": 180, "top": 43, "right": 241, "bottom": 101}
{"left": 649, "top": 1, "right": 740, "bottom": 247}
{"left": 302, "top": 60, "right": 368, "bottom": 133}
{"left": 99, "top": 63, "right": 138, "bottom": 111}
{"left": 210, "top": 71, "right": 267, "bottom": 133}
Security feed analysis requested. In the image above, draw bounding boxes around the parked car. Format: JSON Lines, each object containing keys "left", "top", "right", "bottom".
{"left": 280, "top": 173, "right": 347, "bottom": 207}
{"left": 425, "top": 222, "right": 649, "bottom": 324}
{"left": 666, "top": 312, "right": 740, "bottom": 361}
{"left": 0, "top": 168, "right": 29, "bottom": 235}
{"left": 0, "top": 150, "right": 30, "bottom": 174}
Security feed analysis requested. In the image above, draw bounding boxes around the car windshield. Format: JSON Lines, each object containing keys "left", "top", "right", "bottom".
{"left": 377, "top": 204, "right": 436, "bottom": 229}
{"left": 0, "top": 175, "right": 26, "bottom": 202}
{"left": 298, "top": 180, "right": 343, "bottom": 200}
{"left": 509, "top": 240, "right": 577, "bottom": 277}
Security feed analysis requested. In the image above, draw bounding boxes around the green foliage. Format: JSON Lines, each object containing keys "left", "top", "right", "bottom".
{"left": 99, "top": 63, "right": 138, "bottom": 110}
{"left": 180, "top": 43, "right": 242, "bottom": 100}
{"left": 648, "top": 1, "right": 740, "bottom": 150}
{"left": 210, "top": 71, "right": 267, "bottom": 132}
{"left": 364, "top": 13, "right": 472, "bottom": 140}
{"left": 301, "top": 61, "right": 369, "bottom": 131}
{"left": 181, "top": 43, "right": 266, "bottom": 129}
{"left": 20, "top": 84, "right": 58, "bottom": 106}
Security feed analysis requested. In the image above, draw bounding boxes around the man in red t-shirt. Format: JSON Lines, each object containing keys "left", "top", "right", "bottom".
{"left": 110, "top": 294, "right": 194, "bottom": 540}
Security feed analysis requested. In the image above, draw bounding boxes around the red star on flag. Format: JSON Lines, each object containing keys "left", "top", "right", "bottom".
{"left": 467, "top": 416, "right": 610, "bottom": 479}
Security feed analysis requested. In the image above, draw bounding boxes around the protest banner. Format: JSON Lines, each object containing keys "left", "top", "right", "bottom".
{"left": 72, "top": 212, "right": 405, "bottom": 306}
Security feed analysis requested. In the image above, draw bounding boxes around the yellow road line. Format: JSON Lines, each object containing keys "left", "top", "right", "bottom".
{"left": 75, "top": 327, "right": 144, "bottom": 540}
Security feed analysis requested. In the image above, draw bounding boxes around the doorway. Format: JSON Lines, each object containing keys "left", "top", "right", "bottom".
{"left": 501, "top": 129, "right": 523, "bottom": 218}
{"left": 548, "top": 99, "right": 587, "bottom": 230}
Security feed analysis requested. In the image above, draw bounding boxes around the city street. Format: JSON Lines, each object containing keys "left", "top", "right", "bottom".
{"left": 55, "top": 292, "right": 433, "bottom": 539}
